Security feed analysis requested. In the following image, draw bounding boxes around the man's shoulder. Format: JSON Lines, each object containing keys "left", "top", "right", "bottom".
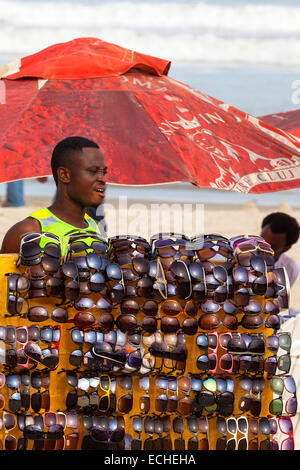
{"left": 7, "top": 216, "right": 40, "bottom": 233}
{"left": 0, "top": 215, "right": 41, "bottom": 254}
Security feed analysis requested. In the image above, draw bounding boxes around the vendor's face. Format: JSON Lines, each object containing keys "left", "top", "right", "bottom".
{"left": 261, "top": 224, "right": 290, "bottom": 261}
{"left": 65, "top": 147, "right": 107, "bottom": 208}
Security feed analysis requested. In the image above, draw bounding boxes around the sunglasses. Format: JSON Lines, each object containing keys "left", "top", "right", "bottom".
{"left": 278, "top": 417, "right": 295, "bottom": 450}
{"left": 186, "top": 417, "right": 209, "bottom": 451}
{"left": 71, "top": 251, "right": 109, "bottom": 273}
{"left": 226, "top": 333, "right": 265, "bottom": 355}
{"left": 196, "top": 350, "right": 239, "bottom": 375}
{"left": 68, "top": 309, "right": 115, "bottom": 332}
{"left": 191, "top": 234, "right": 233, "bottom": 261}
{"left": 269, "top": 375, "right": 297, "bottom": 417}
{"left": 196, "top": 389, "right": 235, "bottom": 416}
{"left": 6, "top": 273, "right": 30, "bottom": 316}
{"left": 266, "top": 332, "right": 291, "bottom": 353}
{"left": 27, "top": 305, "right": 68, "bottom": 323}
{"left": 83, "top": 415, "right": 125, "bottom": 450}
{"left": 151, "top": 232, "right": 193, "bottom": 250}
{"left": 234, "top": 241, "right": 274, "bottom": 263}
{"left": 239, "top": 375, "right": 265, "bottom": 394}
{"left": 264, "top": 352, "right": 291, "bottom": 376}
{"left": 83, "top": 426, "right": 125, "bottom": 450}
{"left": 168, "top": 260, "right": 193, "bottom": 300}
{"left": 27, "top": 275, "right": 65, "bottom": 299}
{"left": 198, "top": 310, "right": 239, "bottom": 331}
{"left": 232, "top": 265, "right": 269, "bottom": 296}
{"left": 89, "top": 340, "right": 144, "bottom": 372}
{"left": 240, "top": 313, "right": 281, "bottom": 330}
{"left": 116, "top": 312, "right": 198, "bottom": 337}
{"left": 142, "top": 415, "right": 173, "bottom": 451}
{"left": 64, "top": 231, "right": 109, "bottom": 259}
{"left": 23, "top": 339, "right": 59, "bottom": 371}
{"left": 18, "top": 232, "right": 61, "bottom": 266}
{"left": 224, "top": 416, "right": 249, "bottom": 450}
{"left": 234, "top": 237, "right": 273, "bottom": 254}
{"left": 257, "top": 417, "right": 279, "bottom": 450}
{"left": 155, "top": 393, "right": 194, "bottom": 415}
{"left": 110, "top": 234, "right": 151, "bottom": 251}
{"left": 120, "top": 299, "right": 158, "bottom": 317}
{"left": 266, "top": 267, "right": 290, "bottom": 310}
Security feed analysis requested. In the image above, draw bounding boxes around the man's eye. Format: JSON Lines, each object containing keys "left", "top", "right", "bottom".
{"left": 89, "top": 169, "right": 107, "bottom": 175}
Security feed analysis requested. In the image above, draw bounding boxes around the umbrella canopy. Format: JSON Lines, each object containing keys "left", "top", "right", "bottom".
{"left": 1, "top": 37, "right": 300, "bottom": 194}
{"left": 259, "top": 109, "right": 300, "bottom": 139}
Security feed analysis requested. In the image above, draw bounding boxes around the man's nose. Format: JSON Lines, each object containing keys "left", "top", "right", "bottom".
{"left": 96, "top": 172, "right": 106, "bottom": 183}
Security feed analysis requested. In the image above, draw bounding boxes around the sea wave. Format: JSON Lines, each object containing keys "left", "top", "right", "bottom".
{"left": 0, "top": 0, "right": 300, "bottom": 66}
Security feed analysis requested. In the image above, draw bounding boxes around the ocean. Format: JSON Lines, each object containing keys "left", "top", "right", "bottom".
{"left": 1, "top": 0, "right": 300, "bottom": 206}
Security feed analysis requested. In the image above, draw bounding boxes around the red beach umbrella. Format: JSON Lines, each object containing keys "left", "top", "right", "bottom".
{"left": 1, "top": 37, "right": 300, "bottom": 194}
{"left": 259, "top": 109, "right": 300, "bottom": 139}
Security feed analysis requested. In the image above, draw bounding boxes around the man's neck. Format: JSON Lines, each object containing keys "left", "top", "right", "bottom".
{"left": 48, "top": 194, "right": 88, "bottom": 229}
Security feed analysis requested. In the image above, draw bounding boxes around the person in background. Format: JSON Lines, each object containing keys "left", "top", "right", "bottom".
{"left": 261, "top": 212, "right": 300, "bottom": 288}
{"left": 2, "top": 180, "right": 25, "bottom": 207}
{"left": 2, "top": 177, "right": 49, "bottom": 207}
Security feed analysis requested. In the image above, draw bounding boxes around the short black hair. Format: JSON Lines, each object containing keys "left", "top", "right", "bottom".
{"left": 51, "top": 136, "right": 99, "bottom": 185}
{"left": 262, "top": 212, "right": 300, "bottom": 246}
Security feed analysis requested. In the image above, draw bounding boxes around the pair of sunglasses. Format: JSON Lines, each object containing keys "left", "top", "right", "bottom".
{"left": 192, "top": 234, "right": 233, "bottom": 262}
{"left": 18, "top": 232, "right": 61, "bottom": 270}
{"left": 64, "top": 230, "right": 110, "bottom": 260}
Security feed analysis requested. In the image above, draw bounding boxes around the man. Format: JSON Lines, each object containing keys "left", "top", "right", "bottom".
{"left": 0, "top": 136, "right": 107, "bottom": 255}
{"left": 261, "top": 212, "right": 300, "bottom": 287}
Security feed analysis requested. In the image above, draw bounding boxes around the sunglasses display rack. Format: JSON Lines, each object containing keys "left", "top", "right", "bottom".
{"left": 0, "top": 232, "right": 297, "bottom": 450}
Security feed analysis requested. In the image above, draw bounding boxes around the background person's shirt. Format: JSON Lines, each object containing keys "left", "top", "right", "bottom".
{"left": 275, "top": 252, "right": 299, "bottom": 288}
{"left": 275, "top": 252, "right": 300, "bottom": 319}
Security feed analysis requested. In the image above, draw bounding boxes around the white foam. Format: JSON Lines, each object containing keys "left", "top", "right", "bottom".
{"left": 1, "top": 0, "right": 300, "bottom": 66}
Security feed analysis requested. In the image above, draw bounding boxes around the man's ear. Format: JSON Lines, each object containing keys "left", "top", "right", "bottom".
{"left": 57, "top": 166, "right": 71, "bottom": 184}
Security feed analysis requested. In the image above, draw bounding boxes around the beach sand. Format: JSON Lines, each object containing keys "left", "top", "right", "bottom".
{"left": 0, "top": 193, "right": 300, "bottom": 311}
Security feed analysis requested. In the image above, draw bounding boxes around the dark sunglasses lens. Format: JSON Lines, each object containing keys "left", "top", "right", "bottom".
{"left": 42, "top": 256, "right": 60, "bottom": 274}
{"left": 89, "top": 273, "right": 106, "bottom": 292}
{"left": 52, "top": 307, "right": 68, "bottom": 323}
{"left": 116, "top": 314, "right": 137, "bottom": 331}
{"left": 132, "top": 258, "right": 150, "bottom": 274}
{"left": 182, "top": 318, "right": 198, "bottom": 335}
{"left": 70, "top": 349, "right": 83, "bottom": 367}
{"left": 121, "top": 300, "right": 139, "bottom": 315}
{"left": 196, "top": 334, "right": 208, "bottom": 349}
{"left": 241, "top": 315, "right": 264, "bottom": 329}
{"left": 118, "top": 394, "right": 133, "bottom": 413}
{"left": 285, "top": 376, "right": 296, "bottom": 394}
{"left": 106, "top": 263, "right": 122, "bottom": 281}
{"left": 279, "top": 418, "right": 293, "bottom": 435}
{"left": 286, "top": 398, "right": 297, "bottom": 416}
{"left": 161, "top": 300, "right": 182, "bottom": 316}
{"left": 266, "top": 314, "right": 281, "bottom": 330}
{"left": 143, "top": 300, "right": 158, "bottom": 317}
{"left": 198, "top": 313, "right": 221, "bottom": 330}
{"left": 62, "top": 261, "right": 78, "bottom": 278}
{"left": 86, "top": 252, "right": 102, "bottom": 270}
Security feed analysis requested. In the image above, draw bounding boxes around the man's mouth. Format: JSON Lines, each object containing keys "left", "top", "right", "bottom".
{"left": 95, "top": 187, "right": 105, "bottom": 195}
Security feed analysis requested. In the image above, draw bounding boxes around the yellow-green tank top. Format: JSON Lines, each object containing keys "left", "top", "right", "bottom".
{"left": 28, "top": 207, "right": 105, "bottom": 255}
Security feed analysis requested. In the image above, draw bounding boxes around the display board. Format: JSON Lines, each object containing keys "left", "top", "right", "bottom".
{"left": 0, "top": 233, "right": 296, "bottom": 451}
